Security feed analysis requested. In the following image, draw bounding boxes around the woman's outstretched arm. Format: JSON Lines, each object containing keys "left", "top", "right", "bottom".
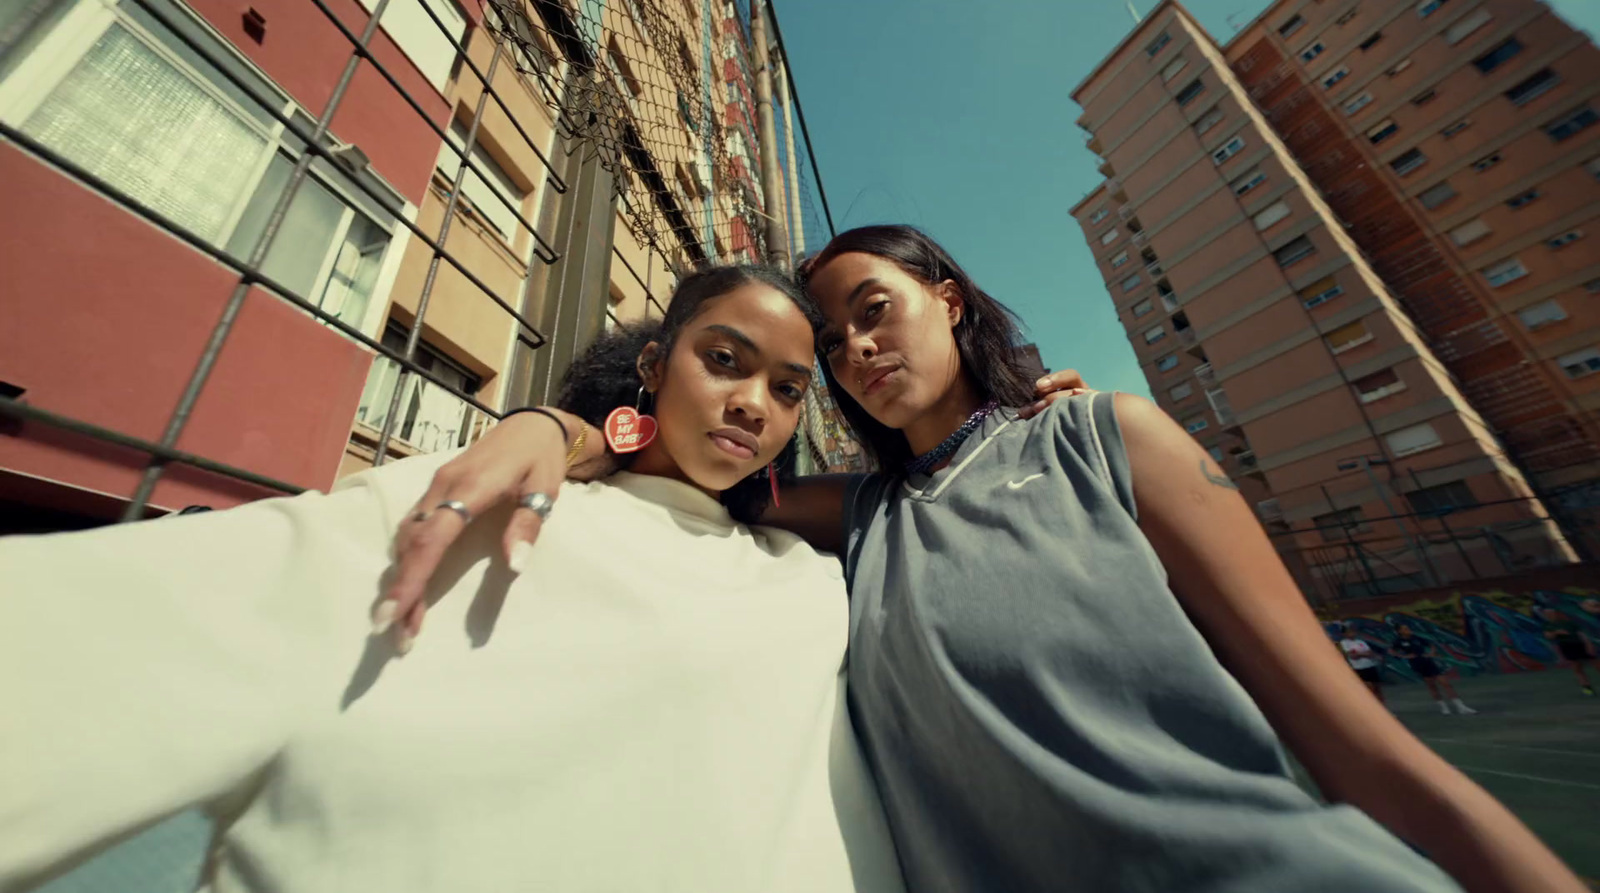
{"left": 1113, "top": 392, "right": 1584, "bottom": 893}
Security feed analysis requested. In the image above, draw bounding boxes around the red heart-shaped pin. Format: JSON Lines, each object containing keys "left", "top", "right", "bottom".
{"left": 604, "top": 406, "right": 658, "bottom": 454}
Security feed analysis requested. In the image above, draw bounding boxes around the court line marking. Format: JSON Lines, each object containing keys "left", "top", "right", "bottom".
{"left": 1421, "top": 737, "right": 1600, "bottom": 760}
{"left": 1450, "top": 764, "right": 1600, "bottom": 792}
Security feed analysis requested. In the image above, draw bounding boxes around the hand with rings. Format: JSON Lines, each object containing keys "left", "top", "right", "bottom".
{"left": 373, "top": 407, "right": 607, "bottom": 653}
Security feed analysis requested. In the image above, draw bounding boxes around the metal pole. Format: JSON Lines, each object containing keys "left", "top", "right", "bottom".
{"left": 748, "top": 0, "right": 789, "bottom": 269}
{"left": 1357, "top": 457, "right": 1441, "bottom": 586}
{"left": 764, "top": 0, "right": 834, "bottom": 237}
{"left": 1322, "top": 483, "right": 1378, "bottom": 595}
{"left": 372, "top": 42, "right": 507, "bottom": 465}
{"left": 1409, "top": 469, "right": 1484, "bottom": 580}
{"left": 120, "top": 0, "right": 395, "bottom": 521}
{"left": 775, "top": 53, "right": 805, "bottom": 258}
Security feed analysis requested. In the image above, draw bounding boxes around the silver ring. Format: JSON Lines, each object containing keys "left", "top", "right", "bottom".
{"left": 434, "top": 500, "right": 472, "bottom": 524}
{"left": 517, "top": 492, "right": 554, "bottom": 520}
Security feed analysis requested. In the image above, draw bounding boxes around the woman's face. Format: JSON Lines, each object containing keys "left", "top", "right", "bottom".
{"left": 638, "top": 283, "right": 815, "bottom": 494}
{"left": 807, "top": 252, "right": 963, "bottom": 430}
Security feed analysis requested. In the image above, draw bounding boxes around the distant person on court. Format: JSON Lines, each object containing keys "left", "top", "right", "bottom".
{"left": 1391, "top": 624, "right": 1474, "bottom": 715}
{"left": 1340, "top": 624, "right": 1385, "bottom": 703}
{"left": 1540, "top": 606, "right": 1595, "bottom": 696}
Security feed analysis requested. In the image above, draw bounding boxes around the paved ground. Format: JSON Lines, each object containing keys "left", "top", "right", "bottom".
{"left": 1374, "top": 669, "right": 1600, "bottom": 888}
{"left": 30, "top": 670, "right": 1600, "bottom": 892}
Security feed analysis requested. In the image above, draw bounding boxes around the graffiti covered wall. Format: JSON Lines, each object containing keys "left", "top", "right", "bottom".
{"left": 1318, "top": 566, "right": 1600, "bottom": 683}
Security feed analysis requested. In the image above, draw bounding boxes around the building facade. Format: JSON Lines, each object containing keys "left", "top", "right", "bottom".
{"left": 1071, "top": 0, "right": 1597, "bottom": 601}
{"left": 0, "top": 0, "right": 829, "bottom": 533}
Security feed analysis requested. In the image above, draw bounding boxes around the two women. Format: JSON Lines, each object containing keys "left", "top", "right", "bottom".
{"left": 0, "top": 267, "right": 903, "bottom": 892}
{"left": 386, "top": 225, "right": 1584, "bottom": 893}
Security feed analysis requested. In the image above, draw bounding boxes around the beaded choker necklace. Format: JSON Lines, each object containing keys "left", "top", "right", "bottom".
{"left": 903, "top": 400, "right": 999, "bottom": 476}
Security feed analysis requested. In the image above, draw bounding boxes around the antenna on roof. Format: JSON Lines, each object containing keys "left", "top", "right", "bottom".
{"left": 1126, "top": 0, "right": 1142, "bottom": 25}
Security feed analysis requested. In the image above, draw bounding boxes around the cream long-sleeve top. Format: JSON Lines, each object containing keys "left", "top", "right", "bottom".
{"left": 0, "top": 452, "right": 904, "bottom": 893}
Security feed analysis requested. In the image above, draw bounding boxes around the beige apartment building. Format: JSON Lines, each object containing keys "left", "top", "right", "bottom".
{"left": 1071, "top": 0, "right": 1598, "bottom": 600}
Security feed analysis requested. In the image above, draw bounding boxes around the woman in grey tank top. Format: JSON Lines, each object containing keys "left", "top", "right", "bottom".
{"left": 384, "top": 228, "right": 1582, "bottom": 893}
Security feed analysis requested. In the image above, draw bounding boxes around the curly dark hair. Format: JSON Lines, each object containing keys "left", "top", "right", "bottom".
{"left": 797, "top": 224, "right": 1034, "bottom": 471}
{"left": 553, "top": 264, "right": 821, "bottom": 524}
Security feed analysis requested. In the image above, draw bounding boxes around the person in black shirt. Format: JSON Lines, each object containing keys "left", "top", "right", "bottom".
{"left": 1391, "top": 624, "right": 1475, "bottom": 715}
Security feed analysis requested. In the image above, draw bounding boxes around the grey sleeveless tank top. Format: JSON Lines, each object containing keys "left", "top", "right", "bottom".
{"left": 841, "top": 393, "right": 1460, "bottom": 892}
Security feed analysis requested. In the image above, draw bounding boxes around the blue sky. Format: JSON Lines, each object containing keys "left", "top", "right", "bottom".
{"left": 778, "top": 0, "right": 1600, "bottom": 399}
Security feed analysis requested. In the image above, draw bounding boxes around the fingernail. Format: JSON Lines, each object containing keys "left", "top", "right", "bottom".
{"left": 396, "top": 632, "right": 415, "bottom": 656}
{"left": 371, "top": 600, "right": 398, "bottom": 635}
{"left": 509, "top": 541, "right": 533, "bottom": 574}
{"left": 1036, "top": 376, "right": 1051, "bottom": 388}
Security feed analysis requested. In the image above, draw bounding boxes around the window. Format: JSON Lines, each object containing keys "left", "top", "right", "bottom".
{"left": 1100, "top": 228, "right": 1121, "bottom": 245}
{"left": 606, "top": 39, "right": 643, "bottom": 99}
{"left": 1517, "top": 299, "right": 1567, "bottom": 329}
{"left": 1275, "top": 236, "right": 1316, "bottom": 268}
{"left": 1299, "top": 275, "right": 1345, "bottom": 308}
{"left": 1406, "top": 481, "right": 1477, "bottom": 515}
{"left": 1162, "top": 56, "right": 1189, "bottom": 82}
{"left": 1279, "top": 15, "right": 1305, "bottom": 38}
{"left": 1314, "top": 508, "right": 1367, "bottom": 541}
{"left": 1505, "top": 189, "right": 1540, "bottom": 209}
{"left": 1253, "top": 200, "right": 1292, "bottom": 230}
{"left": 1337, "top": 8, "right": 1360, "bottom": 26}
{"left": 1209, "top": 446, "right": 1226, "bottom": 463}
{"left": 1110, "top": 250, "right": 1129, "bottom": 268}
{"left": 1184, "top": 416, "right": 1210, "bottom": 434}
{"left": 1325, "top": 319, "right": 1372, "bottom": 353}
{"left": 1506, "top": 69, "right": 1560, "bottom": 106}
{"left": 1391, "top": 149, "right": 1428, "bottom": 176}
{"left": 1587, "top": 157, "right": 1600, "bottom": 180}
{"left": 1472, "top": 152, "right": 1502, "bottom": 172}
{"left": 1545, "top": 106, "right": 1598, "bottom": 142}
{"left": 1367, "top": 119, "right": 1399, "bottom": 144}
{"left": 1387, "top": 423, "right": 1443, "bottom": 457}
{"left": 1194, "top": 105, "right": 1225, "bottom": 135}
{"left": 1558, "top": 347, "right": 1600, "bottom": 379}
{"left": 1473, "top": 38, "right": 1522, "bottom": 73}
{"left": 1413, "top": 89, "right": 1438, "bottom": 106}
{"left": 1344, "top": 93, "right": 1374, "bottom": 117}
{"left": 1444, "top": 9, "right": 1492, "bottom": 44}
{"left": 0, "top": 1, "right": 402, "bottom": 330}
{"left": 1417, "top": 0, "right": 1449, "bottom": 17}
{"left": 1122, "top": 273, "right": 1143, "bottom": 292}
{"left": 358, "top": 323, "right": 485, "bottom": 453}
{"left": 1449, "top": 218, "right": 1491, "bottom": 246}
{"left": 436, "top": 121, "right": 529, "bottom": 240}
{"left": 1359, "top": 31, "right": 1383, "bottom": 51}
{"left": 1156, "top": 353, "right": 1181, "bottom": 372}
{"left": 1175, "top": 78, "right": 1206, "bottom": 107}
{"left": 1418, "top": 181, "right": 1457, "bottom": 209}
{"left": 1322, "top": 67, "right": 1350, "bottom": 89}
{"left": 1133, "top": 298, "right": 1154, "bottom": 317}
{"left": 1212, "top": 136, "right": 1245, "bottom": 164}
{"left": 1353, "top": 368, "right": 1406, "bottom": 403}
{"left": 1547, "top": 230, "right": 1583, "bottom": 249}
{"left": 1170, "top": 382, "right": 1194, "bottom": 402}
{"left": 1587, "top": 278, "right": 1600, "bottom": 295}
{"left": 1088, "top": 207, "right": 1110, "bottom": 224}
{"left": 1300, "top": 41, "right": 1325, "bottom": 63}
{"left": 1483, "top": 257, "right": 1529, "bottom": 286}
{"left": 1441, "top": 118, "right": 1471, "bottom": 138}
{"left": 1386, "top": 58, "right": 1414, "bottom": 77}
{"left": 1230, "top": 166, "right": 1267, "bottom": 195}
{"left": 1147, "top": 31, "right": 1171, "bottom": 56}
{"left": 354, "top": 0, "right": 467, "bottom": 90}
{"left": 1144, "top": 325, "right": 1167, "bottom": 345}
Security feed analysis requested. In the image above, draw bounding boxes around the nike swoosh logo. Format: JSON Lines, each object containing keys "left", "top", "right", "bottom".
{"left": 1006, "top": 473, "right": 1045, "bottom": 490}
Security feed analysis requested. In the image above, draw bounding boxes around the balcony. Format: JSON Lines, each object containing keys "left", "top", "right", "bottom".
{"left": 1145, "top": 261, "right": 1164, "bottom": 277}
{"left": 1098, "top": 157, "right": 1116, "bottom": 178}
{"left": 1087, "top": 134, "right": 1103, "bottom": 154}
{"left": 1131, "top": 231, "right": 1149, "bottom": 247}
{"left": 1257, "top": 498, "right": 1283, "bottom": 522}
{"left": 1194, "top": 362, "right": 1216, "bottom": 388}
{"left": 1161, "top": 292, "right": 1179, "bottom": 313}
{"left": 1205, "top": 387, "right": 1238, "bottom": 427}
{"left": 355, "top": 357, "right": 495, "bottom": 455}
{"left": 1235, "top": 449, "right": 1262, "bottom": 475}
{"left": 1178, "top": 327, "right": 1197, "bottom": 347}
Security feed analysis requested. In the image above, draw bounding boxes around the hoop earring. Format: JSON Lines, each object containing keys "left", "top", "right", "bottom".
{"left": 604, "top": 386, "right": 658, "bottom": 454}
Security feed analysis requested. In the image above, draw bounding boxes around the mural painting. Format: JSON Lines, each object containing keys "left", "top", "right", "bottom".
{"left": 1319, "top": 584, "right": 1600, "bottom": 683}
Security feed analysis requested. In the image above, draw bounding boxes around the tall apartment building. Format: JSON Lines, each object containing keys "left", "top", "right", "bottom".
{"left": 0, "top": 0, "right": 824, "bottom": 532}
{"left": 1070, "top": 0, "right": 1597, "bottom": 601}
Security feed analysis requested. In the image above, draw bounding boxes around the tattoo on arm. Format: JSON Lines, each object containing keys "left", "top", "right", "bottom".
{"left": 1200, "top": 458, "right": 1239, "bottom": 491}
